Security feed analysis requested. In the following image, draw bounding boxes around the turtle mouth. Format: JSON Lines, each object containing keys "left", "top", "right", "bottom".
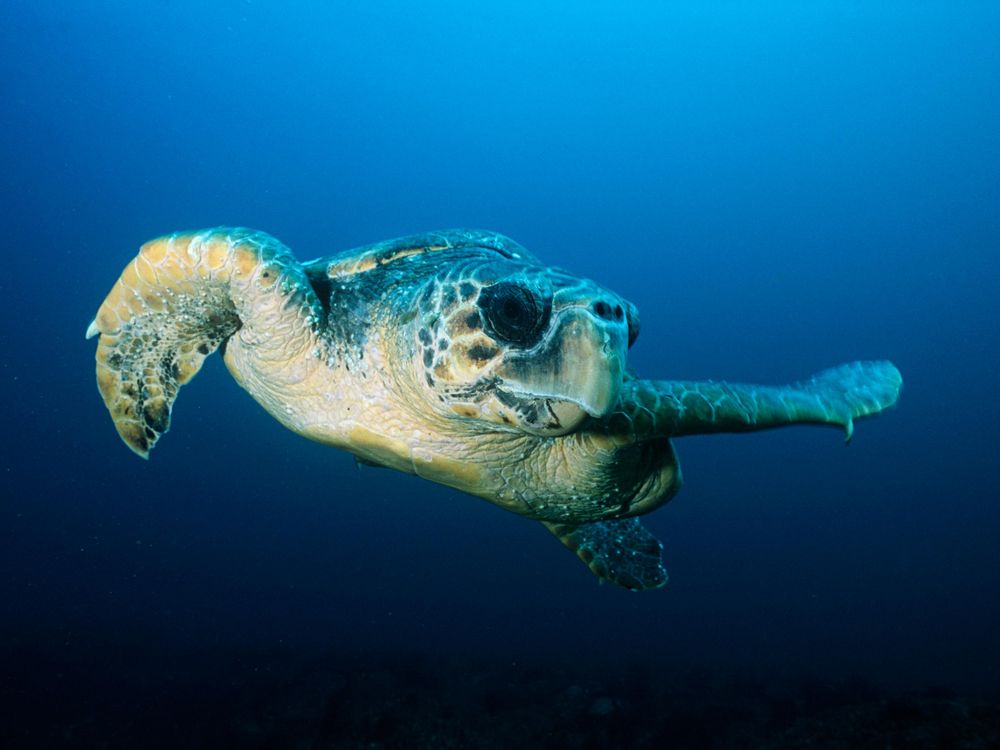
{"left": 495, "top": 306, "right": 628, "bottom": 433}
{"left": 493, "top": 388, "right": 589, "bottom": 435}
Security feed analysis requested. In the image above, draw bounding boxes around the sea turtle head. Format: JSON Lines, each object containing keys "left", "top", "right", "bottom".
{"left": 407, "top": 256, "right": 640, "bottom": 437}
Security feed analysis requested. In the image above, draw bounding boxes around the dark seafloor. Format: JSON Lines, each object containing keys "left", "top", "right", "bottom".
{"left": 1, "top": 1, "right": 999, "bottom": 748}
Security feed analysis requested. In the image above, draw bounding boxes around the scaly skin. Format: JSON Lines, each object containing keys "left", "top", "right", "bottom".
{"left": 603, "top": 362, "right": 903, "bottom": 444}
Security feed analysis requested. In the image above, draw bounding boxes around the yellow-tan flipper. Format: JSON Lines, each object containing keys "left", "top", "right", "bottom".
{"left": 87, "top": 228, "right": 321, "bottom": 457}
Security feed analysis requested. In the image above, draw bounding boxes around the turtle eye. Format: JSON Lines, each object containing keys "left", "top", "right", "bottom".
{"left": 478, "top": 282, "right": 551, "bottom": 347}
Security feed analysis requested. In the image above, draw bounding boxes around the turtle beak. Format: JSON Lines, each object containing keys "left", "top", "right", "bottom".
{"left": 552, "top": 306, "right": 626, "bottom": 417}
{"left": 499, "top": 305, "right": 628, "bottom": 422}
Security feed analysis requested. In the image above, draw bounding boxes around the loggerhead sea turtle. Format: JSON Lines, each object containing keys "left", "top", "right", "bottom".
{"left": 87, "top": 228, "right": 902, "bottom": 590}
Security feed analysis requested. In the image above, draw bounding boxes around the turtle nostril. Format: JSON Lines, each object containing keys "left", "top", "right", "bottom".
{"left": 592, "top": 300, "right": 612, "bottom": 320}
{"left": 592, "top": 300, "right": 627, "bottom": 323}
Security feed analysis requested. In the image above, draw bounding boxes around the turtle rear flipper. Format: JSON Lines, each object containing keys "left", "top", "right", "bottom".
{"left": 87, "top": 228, "right": 321, "bottom": 457}
{"left": 545, "top": 518, "right": 668, "bottom": 590}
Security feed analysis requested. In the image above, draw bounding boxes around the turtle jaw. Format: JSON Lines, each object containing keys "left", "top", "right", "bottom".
{"left": 495, "top": 306, "right": 629, "bottom": 435}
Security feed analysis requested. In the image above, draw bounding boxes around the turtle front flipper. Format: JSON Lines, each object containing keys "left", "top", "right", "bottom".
{"left": 544, "top": 518, "right": 668, "bottom": 590}
{"left": 609, "top": 360, "right": 902, "bottom": 442}
{"left": 87, "top": 228, "right": 321, "bottom": 457}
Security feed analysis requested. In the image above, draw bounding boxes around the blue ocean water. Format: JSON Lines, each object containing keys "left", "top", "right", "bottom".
{"left": 2, "top": 1, "right": 999, "bottom": 746}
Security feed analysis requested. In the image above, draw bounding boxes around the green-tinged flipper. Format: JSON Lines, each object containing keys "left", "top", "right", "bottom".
{"left": 545, "top": 518, "right": 668, "bottom": 590}
{"left": 606, "top": 360, "right": 902, "bottom": 443}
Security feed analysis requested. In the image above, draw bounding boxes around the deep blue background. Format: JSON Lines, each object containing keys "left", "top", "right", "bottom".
{"left": 2, "top": 0, "right": 998, "bottom": 705}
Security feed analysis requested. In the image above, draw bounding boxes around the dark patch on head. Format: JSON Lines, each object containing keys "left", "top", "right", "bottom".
{"left": 425, "top": 372, "right": 434, "bottom": 387}
{"left": 197, "top": 343, "right": 210, "bottom": 355}
{"left": 459, "top": 281, "right": 476, "bottom": 299}
{"left": 418, "top": 328, "right": 432, "bottom": 345}
{"left": 465, "top": 312, "right": 481, "bottom": 330}
{"left": 437, "top": 338, "right": 449, "bottom": 351}
{"left": 467, "top": 344, "right": 498, "bottom": 362}
{"left": 441, "top": 286, "right": 457, "bottom": 308}
{"left": 446, "top": 376, "right": 500, "bottom": 401}
{"left": 423, "top": 348, "right": 434, "bottom": 367}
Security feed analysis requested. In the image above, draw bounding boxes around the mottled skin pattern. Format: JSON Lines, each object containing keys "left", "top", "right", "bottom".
{"left": 88, "top": 228, "right": 902, "bottom": 590}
